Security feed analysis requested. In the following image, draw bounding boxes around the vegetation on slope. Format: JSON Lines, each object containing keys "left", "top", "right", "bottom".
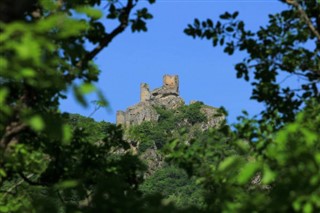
{"left": 1, "top": 0, "right": 320, "bottom": 212}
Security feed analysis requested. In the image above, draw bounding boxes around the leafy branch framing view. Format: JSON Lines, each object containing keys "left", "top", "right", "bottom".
{"left": 0, "top": 0, "right": 319, "bottom": 212}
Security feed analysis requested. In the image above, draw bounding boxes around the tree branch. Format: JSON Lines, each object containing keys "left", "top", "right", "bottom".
{"left": 76, "top": 0, "right": 134, "bottom": 69}
{"left": 19, "top": 172, "right": 47, "bottom": 186}
{"left": 0, "top": 122, "right": 27, "bottom": 151}
{"left": 1, "top": 173, "right": 34, "bottom": 199}
{"left": 286, "top": 0, "right": 320, "bottom": 41}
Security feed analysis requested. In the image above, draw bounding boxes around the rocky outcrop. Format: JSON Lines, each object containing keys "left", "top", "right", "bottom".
{"left": 116, "top": 75, "right": 225, "bottom": 177}
{"left": 140, "top": 148, "right": 164, "bottom": 177}
{"left": 200, "top": 104, "right": 225, "bottom": 130}
{"left": 116, "top": 74, "right": 224, "bottom": 130}
{"left": 117, "top": 75, "right": 185, "bottom": 127}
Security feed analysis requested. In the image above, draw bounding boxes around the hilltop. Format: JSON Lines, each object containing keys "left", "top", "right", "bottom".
{"left": 116, "top": 75, "right": 224, "bottom": 130}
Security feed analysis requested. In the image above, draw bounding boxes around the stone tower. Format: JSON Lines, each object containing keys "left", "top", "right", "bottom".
{"left": 116, "top": 74, "right": 185, "bottom": 127}
{"left": 140, "top": 83, "right": 151, "bottom": 102}
{"left": 163, "top": 75, "right": 179, "bottom": 94}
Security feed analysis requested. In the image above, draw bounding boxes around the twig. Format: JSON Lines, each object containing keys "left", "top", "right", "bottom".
{"left": 1, "top": 174, "right": 34, "bottom": 199}
{"left": 19, "top": 172, "right": 46, "bottom": 186}
{"left": 76, "top": 0, "right": 134, "bottom": 69}
{"left": 56, "top": 190, "right": 66, "bottom": 204}
{"left": 286, "top": 0, "right": 320, "bottom": 41}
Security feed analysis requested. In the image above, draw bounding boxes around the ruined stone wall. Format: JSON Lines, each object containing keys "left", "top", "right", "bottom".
{"left": 163, "top": 75, "right": 179, "bottom": 93}
{"left": 116, "top": 111, "right": 125, "bottom": 126}
{"left": 117, "top": 75, "right": 230, "bottom": 128}
{"left": 116, "top": 75, "right": 183, "bottom": 127}
{"left": 140, "top": 83, "right": 150, "bottom": 102}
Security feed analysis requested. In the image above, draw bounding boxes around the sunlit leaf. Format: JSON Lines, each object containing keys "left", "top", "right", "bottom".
{"left": 28, "top": 115, "right": 45, "bottom": 131}
{"left": 237, "top": 162, "right": 260, "bottom": 184}
{"left": 0, "top": 88, "right": 8, "bottom": 104}
{"left": 21, "top": 68, "right": 36, "bottom": 78}
{"left": 303, "top": 202, "right": 313, "bottom": 213}
{"left": 62, "top": 124, "right": 72, "bottom": 145}
{"left": 0, "top": 169, "right": 6, "bottom": 177}
{"left": 261, "top": 165, "right": 276, "bottom": 184}
{"left": 55, "top": 180, "right": 78, "bottom": 189}
{"left": 76, "top": 6, "right": 103, "bottom": 20}
{"left": 218, "top": 156, "right": 240, "bottom": 172}
{"left": 79, "top": 83, "right": 96, "bottom": 94}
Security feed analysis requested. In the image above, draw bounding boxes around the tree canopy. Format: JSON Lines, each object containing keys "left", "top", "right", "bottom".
{"left": 1, "top": 0, "right": 320, "bottom": 212}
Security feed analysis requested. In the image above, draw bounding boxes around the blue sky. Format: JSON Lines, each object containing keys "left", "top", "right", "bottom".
{"left": 60, "top": 0, "right": 288, "bottom": 124}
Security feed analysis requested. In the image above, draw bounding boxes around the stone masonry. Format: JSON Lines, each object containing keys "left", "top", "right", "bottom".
{"left": 116, "top": 75, "right": 184, "bottom": 127}
{"left": 116, "top": 74, "right": 223, "bottom": 128}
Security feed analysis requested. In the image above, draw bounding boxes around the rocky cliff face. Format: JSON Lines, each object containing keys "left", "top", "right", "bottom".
{"left": 117, "top": 75, "right": 224, "bottom": 176}
{"left": 116, "top": 75, "right": 223, "bottom": 129}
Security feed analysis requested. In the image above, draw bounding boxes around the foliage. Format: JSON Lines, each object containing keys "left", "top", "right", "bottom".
{"left": 66, "top": 113, "right": 112, "bottom": 143}
{"left": 140, "top": 165, "right": 205, "bottom": 210}
{"left": 128, "top": 103, "right": 209, "bottom": 151}
{"left": 163, "top": 1, "right": 320, "bottom": 212}
{"left": 1, "top": 0, "right": 320, "bottom": 212}
{"left": 0, "top": 0, "right": 161, "bottom": 212}
{"left": 175, "top": 102, "right": 207, "bottom": 125}
{"left": 184, "top": 0, "right": 320, "bottom": 124}
{"left": 126, "top": 104, "right": 213, "bottom": 210}
{"left": 166, "top": 100, "right": 320, "bottom": 212}
{"left": 0, "top": 112, "right": 148, "bottom": 212}
{"left": 127, "top": 121, "right": 160, "bottom": 152}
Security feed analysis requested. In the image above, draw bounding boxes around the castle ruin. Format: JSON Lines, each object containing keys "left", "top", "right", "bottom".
{"left": 116, "top": 75, "right": 184, "bottom": 127}
{"left": 116, "top": 74, "right": 223, "bottom": 129}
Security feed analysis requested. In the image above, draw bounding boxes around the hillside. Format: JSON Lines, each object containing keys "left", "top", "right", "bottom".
{"left": 115, "top": 75, "right": 226, "bottom": 208}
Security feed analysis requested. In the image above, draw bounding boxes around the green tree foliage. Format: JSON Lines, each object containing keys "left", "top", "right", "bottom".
{"left": 164, "top": 0, "right": 320, "bottom": 212}
{"left": 127, "top": 102, "right": 208, "bottom": 151}
{"left": 184, "top": 0, "right": 320, "bottom": 124}
{"left": 126, "top": 104, "right": 212, "bottom": 209}
{"left": 0, "top": 0, "right": 165, "bottom": 212}
{"left": 166, "top": 100, "right": 320, "bottom": 212}
{"left": 140, "top": 165, "right": 205, "bottom": 210}
{"left": 1, "top": 0, "right": 320, "bottom": 212}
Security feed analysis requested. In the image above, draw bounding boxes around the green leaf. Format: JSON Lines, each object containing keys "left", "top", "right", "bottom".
{"left": 0, "top": 88, "right": 8, "bottom": 104}
{"left": 315, "top": 153, "right": 320, "bottom": 164}
{"left": 21, "top": 68, "right": 36, "bottom": 78}
{"left": 40, "top": 0, "right": 59, "bottom": 10}
{"left": 76, "top": 6, "right": 103, "bottom": 20}
{"left": 301, "top": 128, "right": 317, "bottom": 146}
{"left": 62, "top": 124, "right": 72, "bottom": 145}
{"left": 194, "top": 19, "right": 200, "bottom": 27}
{"left": 293, "top": 200, "right": 302, "bottom": 211}
{"left": 235, "top": 140, "right": 250, "bottom": 153}
{"left": 0, "top": 169, "right": 6, "bottom": 177}
{"left": 207, "top": 19, "right": 213, "bottom": 27}
{"left": 303, "top": 202, "right": 313, "bottom": 213}
{"left": 237, "top": 162, "right": 260, "bottom": 184}
{"left": 218, "top": 156, "right": 239, "bottom": 172}
{"left": 232, "top": 11, "right": 239, "bottom": 18}
{"left": 220, "top": 12, "right": 231, "bottom": 19}
{"left": 79, "top": 83, "right": 96, "bottom": 94}
{"left": 0, "top": 57, "right": 8, "bottom": 70}
{"left": 28, "top": 115, "right": 45, "bottom": 131}
{"left": 0, "top": 205, "right": 9, "bottom": 212}
{"left": 226, "top": 27, "right": 233, "bottom": 32}
{"left": 55, "top": 180, "right": 78, "bottom": 189}
{"left": 261, "top": 165, "right": 276, "bottom": 184}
